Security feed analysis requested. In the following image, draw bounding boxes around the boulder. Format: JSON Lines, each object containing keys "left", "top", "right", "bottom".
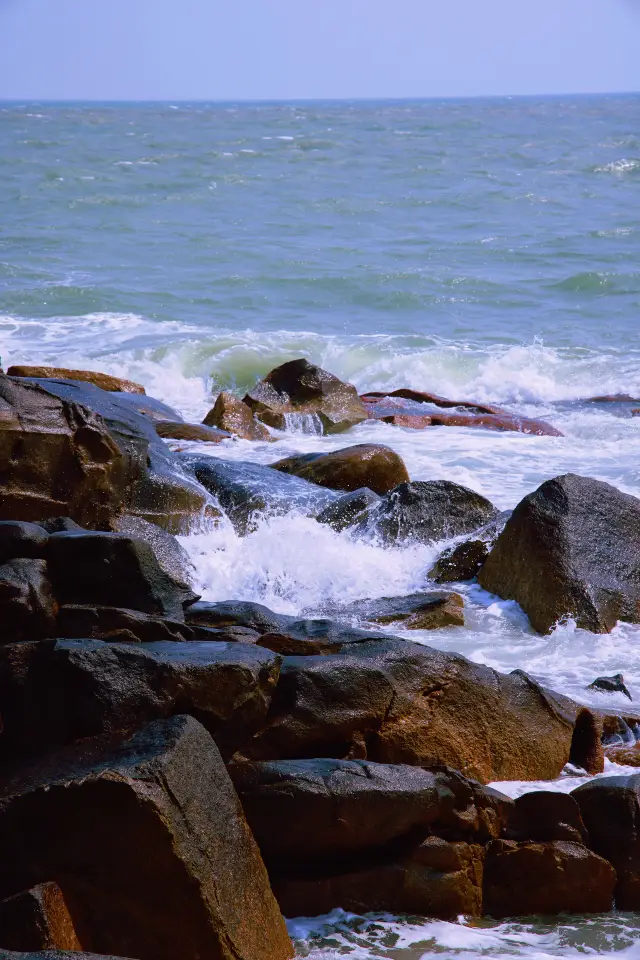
{"left": 35, "top": 518, "right": 84, "bottom": 534}
{"left": 274, "top": 838, "right": 485, "bottom": 919}
{"left": 478, "top": 474, "right": 640, "bottom": 634}
{"left": 18, "top": 377, "right": 210, "bottom": 533}
{"left": 429, "top": 512, "right": 511, "bottom": 583}
{"left": 0, "top": 715, "right": 293, "bottom": 960}
{"left": 241, "top": 636, "right": 587, "bottom": 783}
{"left": 203, "top": 392, "right": 272, "bottom": 441}
{"left": 46, "top": 531, "right": 197, "bottom": 620}
{"left": 483, "top": 840, "right": 615, "bottom": 917}
{"left": 315, "top": 488, "right": 381, "bottom": 532}
{"left": 0, "top": 374, "right": 133, "bottom": 529}
{"left": 154, "top": 421, "right": 230, "bottom": 443}
{"left": 603, "top": 744, "right": 640, "bottom": 766}
{"left": 270, "top": 444, "right": 409, "bottom": 495}
{"left": 6, "top": 366, "right": 145, "bottom": 395}
{"left": 507, "top": 791, "right": 589, "bottom": 844}
{"left": 183, "top": 456, "right": 339, "bottom": 534}
{"left": 589, "top": 673, "right": 632, "bottom": 700}
{"left": 573, "top": 774, "right": 640, "bottom": 908}
{"left": 230, "top": 759, "right": 509, "bottom": 868}
{"left": 243, "top": 359, "right": 369, "bottom": 434}
{"left": 329, "top": 592, "right": 465, "bottom": 630}
{"left": 353, "top": 480, "right": 498, "bottom": 546}
{"left": 0, "top": 883, "right": 81, "bottom": 952}
{"left": 0, "top": 524, "right": 50, "bottom": 565}
{"left": 0, "top": 560, "right": 56, "bottom": 644}
{"left": 184, "top": 600, "right": 292, "bottom": 634}
{"left": 110, "top": 515, "right": 194, "bottom": 585}
{"left": 0, "top": 639, "right": 281, "bottom": 762}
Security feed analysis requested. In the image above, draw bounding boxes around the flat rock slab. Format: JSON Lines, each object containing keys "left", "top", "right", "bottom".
{"left": 0, "top": 639, "right": 281, "bottom": 762}
{"left": 330, "top": 592, "right": 465, "bottom": 630}
{"left": 0, "top": 715, "right": 293, "bottom": 960}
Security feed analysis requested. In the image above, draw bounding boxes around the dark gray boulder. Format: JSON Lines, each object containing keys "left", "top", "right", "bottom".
{"left": 315, "top": 487, "right": 381, "bottom": 532}
{"left": 0, "top": 560, "right": 56, "bottom": 644}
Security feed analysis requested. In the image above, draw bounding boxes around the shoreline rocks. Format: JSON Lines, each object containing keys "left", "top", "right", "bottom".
{"left": 270, "top": 443, "right": 409, "bottom": 495}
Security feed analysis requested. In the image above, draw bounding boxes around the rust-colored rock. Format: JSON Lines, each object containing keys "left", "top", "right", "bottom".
{"left": 271, "top": 444, "right": 409, "bottom": 495}
{"left": 273, "top": 838, "right": 485, "bottom": 919}
{"left": 380, "top": 414, "right": 433, "bottom": 429}
{"left": 7, "top": 366, "right": 145, "bottom": 395}
{"left": 155, "top": 421, "right": 230, "bottom": 443}
{"left": 203, "top": 392, "right": 273, "bottom": 441}
{"left": 604, "top": 743, "right": 640, "bottom": 766}
{"left": 361, "top": 388, "right": 502, "bottom": 415}
{"left": 0, "top": 374, "right": 133, "bottom": 529}
{"left": 244, "top": 359, "right": 369, "bottom": 434}
{"left": 483, "top": 840, "right": 615, "bottom": 917}
{"left": 0, "top": 715, "right": 293, "bottom": 960}
{"left": 380, "top": 411, "right": 562, "bottom": 436}
{"left": 241, "top": 637, "right": 587, "bottom": 784}
{"left": 479, "top": 474, "right": 640, "bottom": 634}
{"left": 0, "top": 883, "right": 81, "bottom": 952}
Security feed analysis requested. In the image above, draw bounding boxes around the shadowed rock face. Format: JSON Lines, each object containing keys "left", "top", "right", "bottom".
{"left": 243, "top": 359, "right": 369, "bottom": 434}
{"left": 183, "top": 456, "right": 339, "bottom": 534}
{"left": 0, "top": 375, "right": 133, "bottom": 530}
{"left": 154, "top": 421, "right": 230, "bottom": 443}
{"left": 429, "top": 512, "right": 511, "bottom": 584}
{"left": 0, "top": 953, "right": 135, "bottom": 959}
{"left": 0, "top": 715, "right": 293, "bottom": 960}
{"left": 0, "top": 639, "right": 281, "bottom": 763}
{"left": 353, "top": 480, "right": 498, "bottom": 545}
{"left": 0, "top": 559, "right": 57, "bottom": 644}
{"left": 270, "top": 444, "right": 409, "bottom": 495}
{"left": 0, "top": 882, "right": 81, "bottom": 953}
{"left": 315, "top": 488, "right": 381, "bottom": 531}
{"left": 478, "top": 474, "right": 640, "bottom": 634}
{"left": 13, "top": 377, "right": 210, "bottom": 533}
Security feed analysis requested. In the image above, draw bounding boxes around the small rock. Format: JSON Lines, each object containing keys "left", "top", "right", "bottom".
{"left": 589, "top": 673, "right": 632, "bottom": 700}
{"left": 203, "top": 392, "right": 273, "bottom": 441}
{"left": 0, "top": 883, "right": 81, "bottom": 952}
{"left": 155, "top": 420, "right": 230, "bottom": 443}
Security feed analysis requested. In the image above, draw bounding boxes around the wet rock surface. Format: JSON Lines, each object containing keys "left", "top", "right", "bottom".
{"left": 0, "top": 559, "right": 57, "bottom": 645}
{"left": 271, "top": 444, "right": 409, "bottom": 495}
{"left": 479, "top": 474, "right": 640, "bottom": 634}
{"left": 7, "top": 366, "right": 146, "bottom": 395}
{"left": 154, "top": 420, "right": 230, "bottom": 443}
{"left": 0, "top": 715, "right": 293, "bottom": 960}
{"left": 429, "top": 512, "right": 511, "bottom": 583}
{"left": 244, "top": 359, "right": 369, "bottom": 434}
{"left": 589, "top": 673, "right": 632, "bottom": 700}
{"left": 315, "top": 487, "right": 381, "bottom": 531}
{"left": 328, "top": 591, "right": 465, "bottom": 629}
{"left": 353, "top": 480, "right": 498, "bottom": 545}
{"left": 203, "top": 392, "right": 273, "bottom": 441}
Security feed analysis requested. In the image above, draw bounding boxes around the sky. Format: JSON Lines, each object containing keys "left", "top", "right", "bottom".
{"left": 1, "top": 0, "right": 639, "bottom": 101}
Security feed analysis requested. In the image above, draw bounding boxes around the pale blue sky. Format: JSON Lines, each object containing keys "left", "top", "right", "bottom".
{"left": 1, "top": 0, "right": 639, "bottom": 100}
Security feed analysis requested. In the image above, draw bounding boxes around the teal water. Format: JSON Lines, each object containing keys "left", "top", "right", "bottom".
{"left": 2, "top": 96, "right": 640, "bottom": 958}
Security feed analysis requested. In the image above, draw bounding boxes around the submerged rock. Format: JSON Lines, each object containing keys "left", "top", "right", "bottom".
{"left": 271, "top": 444, "right": 409, "bottom": 495}
{"left": 244, "top": 359, "right": 369, "bottom": 434}
{"left": 478, "top": 474, "right": 640, "bottom": 634}
{"left": 7, "top": 365, "right": 145, "bottom": 395}
{"left": 0, "top": 882, "right": 81, "bottom": 953}
{"left": 353, "top": 480, "right": 498, "bottom": 545}
{"left": 184, "top": 455, "right": 339, "bottom": 534}
{"left": 0, "top": 715, "right": 293, "bottom": 960}
{"left": 429, "top": 512, "right": 511, "bottom": 583}
{"left": 203, "top": 392, "right": 273, "bottom": 441}
{"left": 589, "top": 673, "right": 632, "bottom": 700}
{"left": 315, "top": 487, "right": 381, "bottom": 531}
{"left": 329, "top": 591, "right": 465, "bottom": 629}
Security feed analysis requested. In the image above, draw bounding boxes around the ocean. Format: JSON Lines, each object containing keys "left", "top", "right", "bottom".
{"left": 2, "top": 95, "right": 640, "bottom": 958}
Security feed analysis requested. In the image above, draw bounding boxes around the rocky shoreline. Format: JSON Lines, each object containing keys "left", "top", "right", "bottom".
{"left": 1, "top": 360, "right": 640, "bottom": 959}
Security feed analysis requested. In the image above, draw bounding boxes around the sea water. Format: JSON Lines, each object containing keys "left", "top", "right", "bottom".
{"left": 2, "top": 96, "right": 640, "bottom": 956}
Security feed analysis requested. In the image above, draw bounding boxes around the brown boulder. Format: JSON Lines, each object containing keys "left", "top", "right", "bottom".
{"left": 380, "top": 414, "right": 433, "bottom": 429}
{"left": 7, "top": 366, "right": 145, "bottom": 395}
{"left": 154, "top": 421, "right": 230, "bottom": 443}
{"left": 0, "top": 375, "right": 133, "bottom": 529}
{"left": 0, "top": 883, "right": 81, "bottom": 953}
{"left": 479, "top": 474, "right": 640, "bottom": 634}
{"left": 244, "top": 359, "right": 368, "bottom": 434}
{"left": 241, "top": 637, "right": 589, "bottom": 784}
{"left": 270, "top": 444, "right": 409, "bottom": 495}
{"left": 203, "top": 392, "right": 273, "bottom": 441}
{"left": 507, "top": 791, "right": 589, "bottom": 844}
{"left": 573, "top": 773, "right": 640, "bottom": 908}
{"left": 0, "top": 715, "right": 293, "bottom": 960}
{"left": 274, "top": 838, "right": 485, "bottom": 919}
{"left": 483, "top": 840, "right": 615, "bottom": 917}
{"left": 604, "top": 744, "right": 640, "bottom": 766}
{"left": 0, "top": 560, "right": 57, "bottom": 644}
